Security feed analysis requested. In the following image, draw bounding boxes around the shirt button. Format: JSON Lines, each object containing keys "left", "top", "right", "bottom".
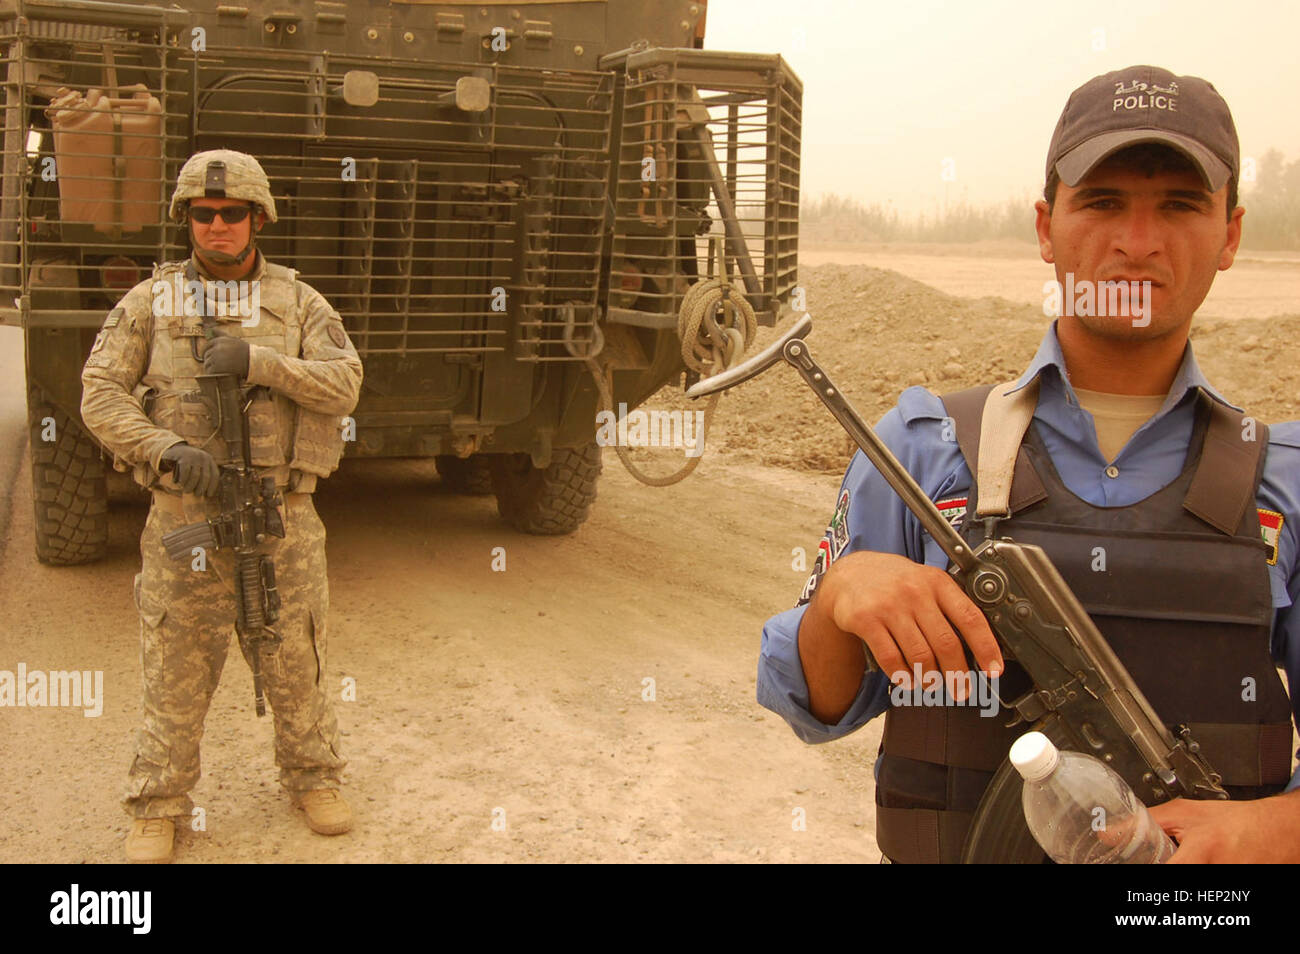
{"left": 1104, "top": 465, "right": 1120, "bottom": 479}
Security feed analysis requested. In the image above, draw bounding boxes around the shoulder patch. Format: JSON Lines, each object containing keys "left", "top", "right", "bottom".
{"left": 797, "top": 489, "right": 852, "bottom": 607}
{"left": 1258, "top": 508, "right": 1283, "bottom": 566}
{"left": 798, "top": 539, "right": 832, "bottom": 606}
{"left": 327, "top": 323, "right": 347, "bottom": 349}
{"left": 103, "top": 306, "right": 125, "bottom": 329}
{"left": 829, "top": 489, "right": 851, "bottom": 557}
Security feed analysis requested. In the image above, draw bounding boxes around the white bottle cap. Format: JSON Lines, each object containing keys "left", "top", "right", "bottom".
{"left": 1009, "top": 731, "right": 1060, "bottom": 782}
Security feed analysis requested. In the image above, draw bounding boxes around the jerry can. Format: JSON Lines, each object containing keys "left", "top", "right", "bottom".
{"left": 46, "top": 84, "right": 164, "bottom": 237}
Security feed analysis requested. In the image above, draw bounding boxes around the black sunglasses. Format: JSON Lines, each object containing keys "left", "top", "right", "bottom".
{"left": 189, "top": 204, "right": 253, "bottom": 225}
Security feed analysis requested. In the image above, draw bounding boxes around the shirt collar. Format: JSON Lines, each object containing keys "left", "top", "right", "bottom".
{"left": 1006, "top": 320, "right": 1241, "bottom": 415}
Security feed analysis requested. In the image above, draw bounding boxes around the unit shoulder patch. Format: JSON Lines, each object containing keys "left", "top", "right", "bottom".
{"left": 797, "top": 490, "right": 853, "bottom": 607}
{"left": 1258, "top": 508, "right": 1283, "bottom": 566}
{"left": 829, "top": 489, "right": 851, "bottom": 558}
{"left": 327, "top": 323, "right": 347, "bottom": 348}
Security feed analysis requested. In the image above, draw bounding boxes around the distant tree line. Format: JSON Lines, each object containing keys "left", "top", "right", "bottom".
{"left": 1241, "top": 149, "right": 1300, "bottom": 249}
{"left": 801, "top": 150, "right": 1299, "bottom": 250}
{"left": 800, "top": 194, "right": 1033, "bottom": 244}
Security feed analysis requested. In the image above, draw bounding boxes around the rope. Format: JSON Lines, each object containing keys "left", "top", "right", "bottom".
{"left": 678, "top": 276, "right": 757, "bottom": 376}
{"left": 583, "top": 277, "right": 756, "bottom": 487}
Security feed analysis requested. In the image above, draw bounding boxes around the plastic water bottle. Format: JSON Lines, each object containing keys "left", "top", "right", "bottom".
{"left": 1009, "top": 731, "right": 1176, "bottom": 864}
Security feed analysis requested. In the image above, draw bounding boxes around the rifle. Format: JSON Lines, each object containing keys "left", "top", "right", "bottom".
{"left": 159, "top": 366, "right": 285, "bottom": 717}
{"left": 687, "top": 315, "right": 1228, "bottom": 863}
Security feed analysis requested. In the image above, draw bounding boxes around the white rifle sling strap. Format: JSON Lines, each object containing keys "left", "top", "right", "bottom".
{"left": 975, "top": 378, "right": 1040, "bottom": 518}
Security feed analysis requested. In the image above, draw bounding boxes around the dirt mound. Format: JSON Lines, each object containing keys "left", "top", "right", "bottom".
{"left": 678, "top": 263, "right": 1300, "bottom": 476}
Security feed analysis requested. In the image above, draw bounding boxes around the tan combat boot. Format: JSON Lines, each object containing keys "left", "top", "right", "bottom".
{"left": 124, "top": 817, "right": 174, "bottom": 863}
{"left": 296, "top": 789, "right": 353, "bottom": 835}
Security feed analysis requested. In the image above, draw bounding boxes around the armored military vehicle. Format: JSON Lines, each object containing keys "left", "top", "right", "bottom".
{"left": 0, "top": 0, "right": 801, "bottom": 563}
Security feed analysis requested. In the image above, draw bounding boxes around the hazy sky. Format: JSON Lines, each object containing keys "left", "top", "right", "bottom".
{"left": 706, "top": 0, "right": 1300, "bottom": 215}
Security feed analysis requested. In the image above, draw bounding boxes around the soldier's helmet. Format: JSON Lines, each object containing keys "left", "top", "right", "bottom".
{"left": 168, "top": 149, "right": 278, "bottom": 224}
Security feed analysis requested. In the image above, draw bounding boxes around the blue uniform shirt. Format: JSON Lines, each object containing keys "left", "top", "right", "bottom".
{"left": 757, "top": 322, "right": 1300, "bottom": 791}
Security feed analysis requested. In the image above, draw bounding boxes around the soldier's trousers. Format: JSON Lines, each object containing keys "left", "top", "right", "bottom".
{"left": 124, "top": 491, "right": 346, "bottom": 819}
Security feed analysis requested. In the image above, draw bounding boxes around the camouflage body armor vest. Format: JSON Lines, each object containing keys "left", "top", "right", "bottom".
{"left": 874, "top": 386, "right": 1294, "bottom": 864}
{"left": 131, "top": 259, "right": 345, "bottom": 493}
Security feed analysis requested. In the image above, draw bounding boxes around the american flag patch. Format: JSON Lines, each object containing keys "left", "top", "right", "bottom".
{"left": 1258, "top": 508, "right": 1283, "bottom": 566}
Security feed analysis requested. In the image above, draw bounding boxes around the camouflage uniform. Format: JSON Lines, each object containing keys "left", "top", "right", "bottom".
{"left": 81, "top": 249, "right": 363, "bottom": 820}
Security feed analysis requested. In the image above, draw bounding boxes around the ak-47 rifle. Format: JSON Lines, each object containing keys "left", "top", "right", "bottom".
{"left": 159, "top": 361, "right": 285, "bottom": 717}
{"left": 688, "top": 315, "right": 1227, "bottom": 863}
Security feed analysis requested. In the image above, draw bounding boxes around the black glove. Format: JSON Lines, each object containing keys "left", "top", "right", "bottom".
{"left": 160, "top": 443, "right": 220, "bottom": 496}
{"left": 203, "top": 334, "right": 250, "bottom": 379}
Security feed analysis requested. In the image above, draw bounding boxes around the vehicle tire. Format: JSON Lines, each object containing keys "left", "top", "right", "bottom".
{"left": 28, "top": 388, "right": 109, "bottom": 565}
{"left": 490, "top": 442, "right": 601, "bottom": 535}
{"left": 435, "top": 454, "right": 494, "bottom": 495}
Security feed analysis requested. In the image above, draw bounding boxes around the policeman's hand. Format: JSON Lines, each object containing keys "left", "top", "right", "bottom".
{"left": 1148, "top": 792, "right": 1300, "bottom": 863}
{"left": 815, "top": 550, "right": 1004, "bottom": 696}
{"left": 160, "top": 443, "right": 220, "bottom": 497}
{"left": 203, "top": 333, "right": 250, "bottom": 379}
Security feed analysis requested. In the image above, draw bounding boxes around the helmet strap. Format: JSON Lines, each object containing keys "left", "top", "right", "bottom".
{"left": 190, "top": 210, "right": 258, "bottom": 269}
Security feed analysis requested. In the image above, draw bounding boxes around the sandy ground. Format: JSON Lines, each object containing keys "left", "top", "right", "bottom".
{"left": 0, "top": 401, "right": 881, "bottom": 864}
{"left": 1, "top": 244, "right": 1297, "bottom": 864}
{"left": 801, "top": 241, "right": 1300, "bottom": 321}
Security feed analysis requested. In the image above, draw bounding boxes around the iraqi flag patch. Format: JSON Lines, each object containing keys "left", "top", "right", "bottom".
{"left": 1258, "top": 508, "right": 1283, "bottom": 566}
{"left": 936, "top": 496, "right": 968, "bottom": 531}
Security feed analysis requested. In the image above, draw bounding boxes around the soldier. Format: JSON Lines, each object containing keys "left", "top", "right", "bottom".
{"left": 757, "top": 66, "right": 1300, "bottom": 862}
{"left": 81, "top": 149, "right": 363, "bottom": 862}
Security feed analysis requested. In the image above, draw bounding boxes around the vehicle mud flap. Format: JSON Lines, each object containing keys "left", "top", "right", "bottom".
{"left": 959, "top": 757, "right": 1048, "bottom": 863}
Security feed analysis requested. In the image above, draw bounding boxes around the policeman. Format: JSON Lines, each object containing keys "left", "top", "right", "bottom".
{"left": 81, "top": 150, "right": 364, "bottom": 862}
{"left": 758, "top": 66, "right": 1300, "bottom": 863}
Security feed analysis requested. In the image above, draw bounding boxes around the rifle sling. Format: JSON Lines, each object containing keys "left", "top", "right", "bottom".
{"left": 945, "top": 384, "right": 1268, "bottom": 535}
{"left": 942, "top": 384, "right": 1048, "bottom": 517}
{"left": 1184, "top": 397, "right": 1269, "bottom": 535}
